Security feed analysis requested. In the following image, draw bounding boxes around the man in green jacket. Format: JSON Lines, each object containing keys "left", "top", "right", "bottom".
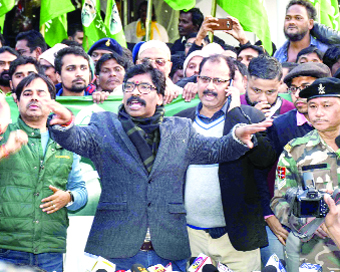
{"left": 0, "top": 73, "right": 88, "bottom": 272}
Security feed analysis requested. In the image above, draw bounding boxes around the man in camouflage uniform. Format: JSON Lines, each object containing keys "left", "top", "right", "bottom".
{"left": 271, "top": 77, "right": 340, "bottom": 271}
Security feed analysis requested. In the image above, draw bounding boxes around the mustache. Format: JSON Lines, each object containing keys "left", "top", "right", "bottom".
{"left": 294, "top": 99, "right": 307, "bottom": 104}
{"left": 203, "top": 90, "right": 218, "bottom": 97}
{"left": 72, "top": 78, "right": 86, "bottom": 84}
{"left": 27, "top": 101, "right": 41, "bottom": 109}
{"left": 127, "top": 96, "right": 146, "bottom": 106}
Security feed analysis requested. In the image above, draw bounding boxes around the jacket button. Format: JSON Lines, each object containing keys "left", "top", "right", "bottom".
{"left": 41, "top": 165, "right": 44, "bottom": 169}
{"left": 34, "top": 192, "right": 39, "bottom": 196}
{"left": 148, "top": 202, "right": 151, "bottom": 207}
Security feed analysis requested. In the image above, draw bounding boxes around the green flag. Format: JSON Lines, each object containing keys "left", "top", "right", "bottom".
{"left": 162, "top": 0, "right": 196, "bottom": 11}
{"left": 104, "top": 0, "right": 126, "bottom": 46}
{"left": 0, "top": 0, "right": 15, "bottom": 17}
{"left": 40, "top": 0, "right": 75, "bottom": 47}
{"left": 81, "top": 0, "right": 126, "bottom": 51}
{"left": 311, "top": 0, "right": 340, "bottom": 30}
{"left": 217, "top": 0, "right": 272, "bottom": 55}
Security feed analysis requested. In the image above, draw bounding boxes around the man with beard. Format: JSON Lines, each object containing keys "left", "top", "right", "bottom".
{"left": 54, "top": 47, "right": 91, "bottom": 96}
{"left": 44, "top": 63, "right": 273, "bottom": 271}
{"left": 0, "top": 46, "right": 19, "bottom": 95}
{"left": 81, "top": 0, "right": 97, "bottom": 28}
{"left": 241, "top": 55, "right": 295, "bottom": 119}
{"left": 274, "top": 0, "right": 328, "bottom": 63}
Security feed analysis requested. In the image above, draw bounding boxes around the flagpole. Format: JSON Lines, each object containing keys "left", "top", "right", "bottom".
{"left": 145, "top": 0, "right": 152, "bottom": 41}
{"left": 209, "top": 0, "right": 217, "bottom": 43}
{"left": 40, "top": 24, "right": 45, "bottom": 38}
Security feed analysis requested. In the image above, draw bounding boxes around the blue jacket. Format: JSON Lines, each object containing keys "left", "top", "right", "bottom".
{"left": 49, "top": 111, "right": 253, "bottom": 260}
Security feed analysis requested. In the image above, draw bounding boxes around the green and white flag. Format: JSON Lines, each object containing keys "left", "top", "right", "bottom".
{"left": 311, "top": 0, "right": 340, "bottom": 30}
{"left": 0, "top": 0, "right": 15, "bottom": 17}
{"left": 81, "top": 0, "right": 126, "bottom": 51}
{"left": 40, "top": 0, "right": 75, "bottom": 47}
{"left": 217, "top": 0, "right": 272, "bottom": 55}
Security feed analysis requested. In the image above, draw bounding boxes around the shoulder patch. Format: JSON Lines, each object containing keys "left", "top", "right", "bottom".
{"left": 284, "top": 144, "right": 292, "bottom": 152}
{"left": 277, "top": 166, "right": 287, "bottom": 190}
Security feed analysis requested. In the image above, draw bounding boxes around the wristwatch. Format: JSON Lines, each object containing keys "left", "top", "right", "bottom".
{"left": 66, "top": 190, "right": 74, "bottom": 207}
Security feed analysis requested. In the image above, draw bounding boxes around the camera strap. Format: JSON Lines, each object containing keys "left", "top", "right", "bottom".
{"left": 290, "top": 189, "right": 340, "bottom": 242}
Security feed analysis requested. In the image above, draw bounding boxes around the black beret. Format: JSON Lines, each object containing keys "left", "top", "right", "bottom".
{"left": 88, "top": 38, "right": 123, "bottom": 56}
{"left": 299, "top": 77, "right": 340, "bottom": 100}
{"left": 284, "top": 62, "right": 331, "bottom": 86}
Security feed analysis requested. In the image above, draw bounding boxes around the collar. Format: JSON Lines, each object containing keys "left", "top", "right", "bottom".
{"left": 281, "top": 34, "right": 315, "bottom": 61}
{"left": 17, "top": 117, "right": 43, "bottom": 138}
{"left": 268, "top": 97, "right": 282, "bottom": 118}
{"left": 308, "top": 130, "right": 336, "bottom": 153}
{"left": 196, "top": 101, "right": 228, "bottom": 124}
{"left": 56, "top": 87, "right": 91, "bottom": 96}
{"left": 296, "top": 111, "right": 312, "bottom": 127}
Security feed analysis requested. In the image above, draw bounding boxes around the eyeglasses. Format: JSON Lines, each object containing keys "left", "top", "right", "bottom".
{"left": 288, "top": 84, "right": 311, "bottom": 94}
{"left": 123, "top": 82, "right": 157, "bottom": 94}
{"left": 198, "top": 75, "right": 232, "bottom": 86}
{"left": 140, "top": 58, "right": 168, "bottom": 67}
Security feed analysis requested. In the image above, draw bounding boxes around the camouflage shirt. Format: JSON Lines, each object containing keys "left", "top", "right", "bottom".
{"left": 271, "top": 129, "right": 339, "bottom": 228}
{"left": 271, "top": 129, "right": 340, "bottom": 271}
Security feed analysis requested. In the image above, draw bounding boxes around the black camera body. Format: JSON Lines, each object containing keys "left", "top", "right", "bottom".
{"left": 285, "top": 172, "right": 329, "bottom": 218}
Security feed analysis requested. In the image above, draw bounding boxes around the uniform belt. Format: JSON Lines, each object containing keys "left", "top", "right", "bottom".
{"left": 141, "top": 241, "right": 153, "bottom": 251}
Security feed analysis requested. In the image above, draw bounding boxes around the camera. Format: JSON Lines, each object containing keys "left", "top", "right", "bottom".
{"left": 285, "top": 172, "right": 329, "bottom": 218}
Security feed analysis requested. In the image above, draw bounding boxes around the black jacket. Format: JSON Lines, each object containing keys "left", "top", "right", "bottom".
{"left": 311, "top": 22, "right": 340, "bottom": 45}
{"left": 176, "top": 105, "right": 276, "bottom": 251}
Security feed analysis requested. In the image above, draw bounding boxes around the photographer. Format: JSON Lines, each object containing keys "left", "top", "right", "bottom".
{"left": 270, "top": 77, "right": 340, "bottom": 270}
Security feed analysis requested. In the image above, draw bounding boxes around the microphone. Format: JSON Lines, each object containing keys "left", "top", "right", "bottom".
{"left": 189, "top": 257, "right": 197, "bottom": 266}
{"left": 264, "top": 254, "right": 286, "bottom": 272}
{"left": 202, "top": 264, "right": 218, "bottom": 272}
{"left": 262, "top": 265, "right": 277, "bottom": 272}
{"left": 131, "top": 264, "right": 149, "bottom": 272}
{"left": 279, "top": 260, "right": 286, "bottom": 268}
{"left": 187, "top": 254, "right": 213, "bottom": 272}
{"left": 216, "top": 262, "right": 234, "bottom": 272}
{"left": 148, "top": 264, "right": 167, "bottom": 272}
{"left": 299, "top": 263, "right": 322, "bottom": 272}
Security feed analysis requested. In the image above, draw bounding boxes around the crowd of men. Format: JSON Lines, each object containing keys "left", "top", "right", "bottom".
{"left": 1, "top": 0, "right": 340, "bottom": 271}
